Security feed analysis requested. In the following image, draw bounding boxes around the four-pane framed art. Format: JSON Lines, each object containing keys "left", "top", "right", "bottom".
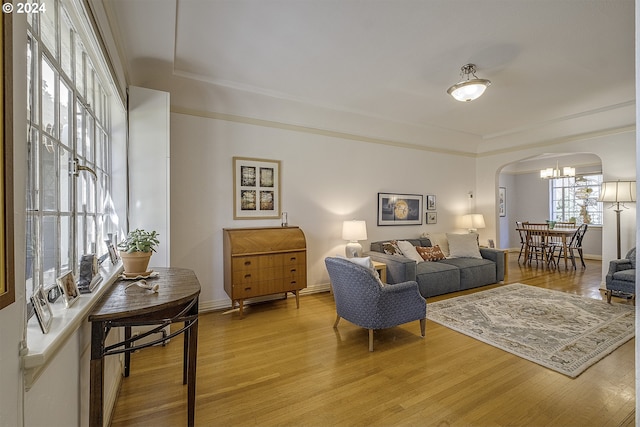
{"left": 377, "top": 193, "right": 423, "bottom": 225}
{"left": 233, "top": 157, "right": 281, "bottom": 219}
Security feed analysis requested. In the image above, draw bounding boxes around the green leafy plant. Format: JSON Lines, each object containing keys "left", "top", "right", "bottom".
{"left": 117, "top": 229, "right": 160, "bottom": 253}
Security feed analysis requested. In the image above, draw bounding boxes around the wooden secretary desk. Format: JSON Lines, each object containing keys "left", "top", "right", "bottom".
{"left": 223, "top": 226, "right": 307, "bottom": 317}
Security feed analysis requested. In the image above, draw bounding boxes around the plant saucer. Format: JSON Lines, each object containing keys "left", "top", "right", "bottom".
{"left": 121, "top": 270, "right": 159, "bottom": 280}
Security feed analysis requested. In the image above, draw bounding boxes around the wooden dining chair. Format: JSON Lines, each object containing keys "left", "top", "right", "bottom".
{"left": 553, "top": 224, "right": 588, "bottom": 269}
{"left": 516, "top": 221, "right": 527, "bottom": 263}
{"left": 521, "top": 223, "right": 552, "bottom": 265}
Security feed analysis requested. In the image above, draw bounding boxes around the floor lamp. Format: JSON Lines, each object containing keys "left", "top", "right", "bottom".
{"left": 598, "top": 180, "right": 636, "bottom": 259}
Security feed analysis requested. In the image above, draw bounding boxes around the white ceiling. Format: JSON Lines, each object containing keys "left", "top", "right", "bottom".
{"left": 103, "top": 0, "right": 635, "bottom": 153}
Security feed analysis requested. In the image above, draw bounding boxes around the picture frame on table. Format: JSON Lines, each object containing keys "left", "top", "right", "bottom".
{"left": 498, "top": 187, "right": 506, "bottom": 217}
{"left": 377, "top": 193, "right": 423, "bottom": 226}
{"left": 426, "top": 195, "right": 436, "bottom": 211}
{"left": 31, "top": 285, "right": 53, "bottom": 333}
{"left": 233, "top": 157, "right": 281, "bottom": 219}
{"left": 57, "top": 271, "right": 80, "bottom": 308}
{"left": 426, "top": 212, "right": 437, "bottom": 224}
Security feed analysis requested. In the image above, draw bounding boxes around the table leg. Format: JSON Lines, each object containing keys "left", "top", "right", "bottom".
{"left": 124, "top": 326, "right": 131, "bottom": 377}
{"left": 563, "top": 238, "right": 569, "bottom": 270}
{"left": 89, "top": 321, "right": 105, "bottom": 427}
{"left": 187, "top": 301, "right": 198, "bottom": 427}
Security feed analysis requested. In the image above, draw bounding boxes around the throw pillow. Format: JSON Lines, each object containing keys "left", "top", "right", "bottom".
{"left": 416, "top": 245, "right": 446, "bottom": 261}
{"left": 426, "top": 232, "right": 450, "bottom": 257}
{"left": 446, "top": 233, "right": 482, "bottom": 259}
{"left": 381, "top": 240, "right": 402, "bottom": 256}
{"left": 344, "top": 256, "right": 385, "bottom": 286}
{"left": 396, "top": 240, "right": 423, "bottom": 263}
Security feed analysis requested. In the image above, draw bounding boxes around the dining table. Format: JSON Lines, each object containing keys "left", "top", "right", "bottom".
{"left": 518, "top": 226, "right": 578, "bottom": 270}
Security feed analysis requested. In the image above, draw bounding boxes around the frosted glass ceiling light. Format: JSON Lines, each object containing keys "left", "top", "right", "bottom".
{"left": 447, "top": 64, "right": 491, "bottom": 102}
{"left": 539, "top": 161, "right": 575, "bottom": 179}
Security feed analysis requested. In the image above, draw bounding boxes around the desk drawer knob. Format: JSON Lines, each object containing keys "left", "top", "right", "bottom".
{"left": 244, "top": 274, "right": 252, "bottom": 279}
{"left": 244, "top": 261, "right": 252, "bottom": 266}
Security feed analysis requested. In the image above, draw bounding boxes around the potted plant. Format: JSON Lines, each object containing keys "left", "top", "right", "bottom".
{"left": 117, "top": 229, "right": 160, "bottom": 275}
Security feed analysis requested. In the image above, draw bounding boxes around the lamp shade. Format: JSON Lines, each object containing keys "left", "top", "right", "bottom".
{"left": 448, "top": 80, "right": 490, "bottom": 102}
{"left": 598, "top": 181, "right": 636, "bottom": 203}
{"left": 342, "top": 220, "right": 367, "bottom": 241}
{"left": 461, "top": 214, "right": 486, "bottom": 230}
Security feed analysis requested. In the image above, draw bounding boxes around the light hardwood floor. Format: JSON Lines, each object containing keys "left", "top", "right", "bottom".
{"left": 110, "top": 254, "right": 635, "bottom": 426}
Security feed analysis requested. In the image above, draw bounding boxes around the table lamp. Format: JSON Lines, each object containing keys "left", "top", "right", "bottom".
{"left": 342, "top": 220, "right": 367, "bottom": 258}
{"left": 461, "top": 213, "right": 486, "bottom": 234}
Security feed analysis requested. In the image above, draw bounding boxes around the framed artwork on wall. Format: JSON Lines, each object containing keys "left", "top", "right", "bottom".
{"left": 426, "top": 212, "right": 437, "bottom": 224}
{"left": 426, "top": 195, "right": 436, "bottom": 211}
{"left": 377, "top": 193, "right": 423, "bottom": 226}
{"left": 0, "top": 11, "right": 14, "bottom": 310}
{"left": 233, "top": 157, "right": 281, "bottom": 219}
{"left": 498, "top": 187, "right": 506, "bottom": 217}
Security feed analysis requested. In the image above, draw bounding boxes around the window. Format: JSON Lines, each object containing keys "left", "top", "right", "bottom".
{"left": 550, "top": 174, "right": 603, "bottom": 225}
{"left": 26, "top": 0, "right": 114, "bottom": 298}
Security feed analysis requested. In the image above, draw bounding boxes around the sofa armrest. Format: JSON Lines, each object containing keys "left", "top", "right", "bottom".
{"left": 608, "top": 259, "right": 633, "bottom": 275}
{"left": 363, "top": 251, "right": 417, "bottom": 284}
{"left": 479, "top": 248, "right": 505, "bottom": 282}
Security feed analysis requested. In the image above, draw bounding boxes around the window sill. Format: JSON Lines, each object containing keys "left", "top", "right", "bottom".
{"left": 23, "top": 262, "right": 124, "bottom": 389}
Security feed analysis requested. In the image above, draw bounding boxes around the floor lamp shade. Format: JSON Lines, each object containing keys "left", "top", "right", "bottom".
{"left": 598, "top": 180, "right": 636, "bottom": 259}
{"left": 342, "top": 220, "right": 367, "bottom": 258}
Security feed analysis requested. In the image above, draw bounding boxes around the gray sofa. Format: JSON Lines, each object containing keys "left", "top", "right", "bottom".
{"left": 364, "top": 238, "right": 505, "bottom": 298}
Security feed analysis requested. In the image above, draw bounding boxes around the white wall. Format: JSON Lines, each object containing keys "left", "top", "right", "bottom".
{"left": 169, "top": 112, "right": 477, "bottom": 308}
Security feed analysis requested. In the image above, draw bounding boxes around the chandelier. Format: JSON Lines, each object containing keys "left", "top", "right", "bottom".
{"left": 447, "top": 64, "right": 491, "bottom": 102}
{"left": 539, "top": 161, "right": 575, "bottom": 179}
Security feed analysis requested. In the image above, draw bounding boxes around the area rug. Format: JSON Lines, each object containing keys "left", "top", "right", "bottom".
{"left": 426, "top": 283, "right": 635, "bottom": 377}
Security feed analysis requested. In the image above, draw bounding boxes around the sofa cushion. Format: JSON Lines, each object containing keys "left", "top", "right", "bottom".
{"left": 426, "top": 232, "right": 450, "bottom": 257}
{"left": 416, "top": 245, "right": 446, "bottom": 261}
{"left": 446, "top": 233, "right": 482, "bottom": 259}
{"left": 440, "top": 258, "right": 497, "bottom": 290}
{"left": 344, "top": 256, "right": 385, "bottom": 286}
{"left": 415, "top": 261, "right": 460, "bottom": 297}
{"left": 397, "top": 240, "right": 424, "bottom": 263}
{"left": 381, "top": 240, "right": 402, "bottom": 256}
{"left": 612, "top": 268, "right": 636, "bottom": 283}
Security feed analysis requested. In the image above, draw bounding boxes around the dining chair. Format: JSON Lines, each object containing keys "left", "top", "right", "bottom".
{"left": 516, "top": 221, "right": 527, "bottom": 263}
{"left": 521, "top": 222, "right": 552, "bottom": 265}
{"left": 553, "top": 224, "right": 588, "bottom": 269}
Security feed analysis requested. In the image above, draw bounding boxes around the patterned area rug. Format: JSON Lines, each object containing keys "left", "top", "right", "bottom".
{"left": 426, "top": 283, "right": 635, "bottom": 377}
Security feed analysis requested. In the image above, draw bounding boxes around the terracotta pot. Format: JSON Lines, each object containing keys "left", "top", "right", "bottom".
{"left": 119, "top": 251, "right": 152, "bottom": 275}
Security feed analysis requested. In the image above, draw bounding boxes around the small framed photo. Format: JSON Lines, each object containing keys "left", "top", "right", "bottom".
{"left": 31, "top": 285, "right": 53, "bottom": 333}
{"left": 426, "top": 212, "right": 437, "bottom": 224}
{"left": 106, "top": 240, "right": 119, "bottom": 265}
{"left": 426, "top": 195, "right": 436, "bottom": 211}
{"left": 57, "top": 271, "right": 80, "bottom": 308}
{"left": 488, "top": 239, "right": 495, "bottom": 248}
{"left": 498, "top": 187, "right": 506, "bottom": 217}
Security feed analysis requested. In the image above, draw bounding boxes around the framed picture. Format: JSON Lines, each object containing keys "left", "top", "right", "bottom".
{"left": 0, "top": 12, "right": 14, "bottom": 311}
{"left": 57, "top": 271, "right": 80, "bottom": 308}
{"left": 426, "top": 195, "right": 436, "bottom": 211}
{"left": 233, "top": 157, "right": 281, "bottom": 219}
{"left": 31, "top": 286, "right": 53, "bottom": 333}
{"left": 426, "top": 212, "right": 437, "bottom": 224}
{"left": 498, "top": 187, "right": 506, "bottom": 217}
{"left": 377, "top": 193, "right": 423, "bottom": 226}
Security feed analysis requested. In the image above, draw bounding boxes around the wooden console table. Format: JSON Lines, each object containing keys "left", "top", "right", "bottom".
{"left": 88, "top": 267, "right": 200, "bottom": 427}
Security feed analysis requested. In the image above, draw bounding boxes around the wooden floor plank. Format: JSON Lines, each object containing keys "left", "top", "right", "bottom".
{"left": 110, "top": 254, "right": 635, "bottom": 426}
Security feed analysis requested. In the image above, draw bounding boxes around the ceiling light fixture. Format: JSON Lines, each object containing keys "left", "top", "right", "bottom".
{"left": 447, "top": 64, "right": 491, "bottom": 102}
{"left": 539, "top": 161, "right": 575, "bottom": 179}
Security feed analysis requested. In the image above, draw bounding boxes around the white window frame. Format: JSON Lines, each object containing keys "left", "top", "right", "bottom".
{"left": 550, "top": 174, "right": 603, "bottom": 225}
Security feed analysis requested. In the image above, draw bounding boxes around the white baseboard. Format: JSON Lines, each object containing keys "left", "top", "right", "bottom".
{"left": 198, "top": 283, "right": 332, "bottom": 313}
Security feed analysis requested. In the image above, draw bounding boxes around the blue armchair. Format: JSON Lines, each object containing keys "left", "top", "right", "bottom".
{"left": 325, "top": 257, "right": 426, "bottom": 351}
{"left": 605, "top": 247, "right": 636, "bottom": 304}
